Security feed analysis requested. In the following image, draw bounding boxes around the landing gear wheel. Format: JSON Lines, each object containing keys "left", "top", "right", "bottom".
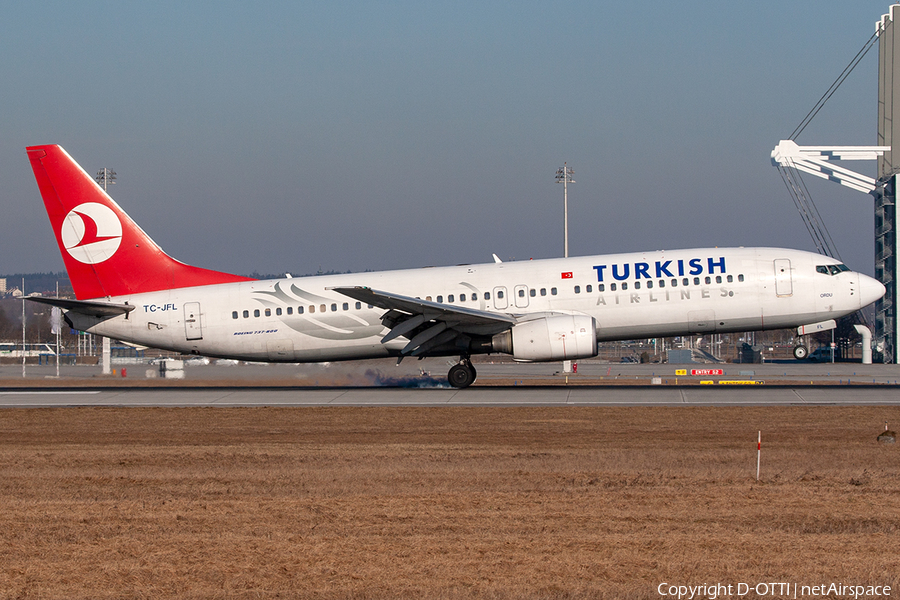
{"left": 793, "top": 345, "right": 809, "bottom": 360}
{"left": 448, "top": 362, "right": 476, "bottom": 388}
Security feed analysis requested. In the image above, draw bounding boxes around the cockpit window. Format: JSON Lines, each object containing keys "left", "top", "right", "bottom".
{"left": 817, "top": 264, "right": 851, "bottom": 276}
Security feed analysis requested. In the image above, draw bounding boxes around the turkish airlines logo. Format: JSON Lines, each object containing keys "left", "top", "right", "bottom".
{"left": 60, "top": 203, "right": 123, "bottom": 264}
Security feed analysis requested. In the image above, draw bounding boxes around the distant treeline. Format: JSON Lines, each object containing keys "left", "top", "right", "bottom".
{"left": 2, "top": 269, "right": 364, "bottom": 296}
{"left": 1, "top": 272, "right": 72, "bottom": 295}
{"left": 246, "top": 269, "right": 358, "bottom": 280}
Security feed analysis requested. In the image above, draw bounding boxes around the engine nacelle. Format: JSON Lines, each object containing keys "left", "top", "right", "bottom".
{"left": 491, "top": 315, "right": 598, "bottom": 361}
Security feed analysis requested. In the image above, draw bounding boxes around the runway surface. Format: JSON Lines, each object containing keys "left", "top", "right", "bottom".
{"left": 1, "top": 385, "right": 898, "bottom": 407}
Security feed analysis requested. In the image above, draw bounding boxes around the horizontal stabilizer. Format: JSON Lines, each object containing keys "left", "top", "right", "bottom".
{"left": 26, "top": 296, "right": 135, "bottom": 317}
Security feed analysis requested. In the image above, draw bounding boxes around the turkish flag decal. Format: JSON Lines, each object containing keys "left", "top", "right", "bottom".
{"left": 561, "top": 272, "right": 573, "bottom": 279}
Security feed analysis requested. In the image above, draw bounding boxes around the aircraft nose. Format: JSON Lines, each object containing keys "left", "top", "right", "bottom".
{"left": 858, "top": 273, "right": 886, "bottom": 308}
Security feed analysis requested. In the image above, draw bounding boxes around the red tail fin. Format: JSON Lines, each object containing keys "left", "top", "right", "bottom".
{"left": 27, "top": 145, "right": 254, "bottom": 300}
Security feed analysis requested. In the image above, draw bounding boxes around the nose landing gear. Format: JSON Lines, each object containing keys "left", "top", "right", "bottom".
{"left": 448, "top": 357, "right": 477, "bottom": 388}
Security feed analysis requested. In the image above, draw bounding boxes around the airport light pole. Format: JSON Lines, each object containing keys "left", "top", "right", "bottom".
{"left": 555, "top": 163, "right": 575, "bottom": 258}
{"left": 96, "top": 167, "right": 116, "bottom": 192}
{"left": 94, "top": 167, "right": 115, "bottom": 375}
{"left": 21, "top": 278, "right": 25, "bottom": 378}
{"left": 556, "top": 164, "right": 575, "bottom": 375}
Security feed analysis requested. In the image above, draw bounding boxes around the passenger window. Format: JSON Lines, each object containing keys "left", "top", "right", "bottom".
{"left": 517, "top": 290, "right": 524, "bottom": 298}
{"left": 287, "top": 307, "right": 293, "bottom": 315}
{"left": 356, "top": 302, "right": 362, "bottom": 309}
{"left": 437, "top": 295, "right": 444, "bottom": 303}
{"left": 671, "top": 279, "right": 678, "bottom": 287}
{"left": 530, "top": 289, "right": 536, "bottom": 297}
{"left": 574, "top": 286, "right": 581, "bottom": 294}
{"left": 694, "top": 277, "right": 701, "bottom": 285}
{"left": 726, "top": 275, "right": 733, "bottom": 283}
{"left": 634, "top": 282, "right": 641, "bottom": 290}
{"left": 497, "top": 291, "right": 503, "bottom": 299}
{"left": 276, "top": 308, "right": 282, "bottom": 316}
{"left": 426, "top": 296, "right": 432, "bottom": 301}
{"left": 484, "top": 292, "right": 491, "bottom": 300}
{"left": 232, "top": 311, "right": 238, "bottom": 319}
{"left": 622, "top": 282, "right": 628, "bottom": 290}
{"left": 243, "top": 310, "right": 249, "bottom": 318}
{"left": 716, "top": 276, "right": 722, "bottom": 284}
{"left": 586, "top": 285, "right": 592, "bottom": 293}
{"left": 540, "top": 288, "right": 547, "bottom": 296}
{"left": 611, "top": 283, "right": 617, "bottom": 291}
{"left": 298, "top": 306, "right": 304, "bottom": 314}
{"left": 646, "top": 281, "right": 653, "bottom": 289}
{"left": 449, "top": 294, "right": 455, "bottom": 302}
{"left": 738, "top": 274, "right": 745, "bottom": 282}
{"left": 704, "top": 276, "right": 711, "bottom": 284}
{"left": 265, "top": 308, "right": 271, "bottom": 317}
{"left": 331, "top": 303, "right": 337, "bottom": 312}
{"left": 459, "top": 294, "right": 466, "bottom": 302}
{"left": 254, "top": 309, "right": 260, "bottom": 317}
{"left": 659, "top": 280, "right": 665, "bottom": 288}
{"left": 598, "top": 284, "right": 605, "bottom": 292}
{"left": 471, "top": 293, "right": 477, "bottom": 301}
{"left": 682, "top": 278, "right": 689, "bottom": 286}
{"left": 551, "top": 287, "right": 557, "bottom": 295}
{"left": 320, "top": 304, "right": 326, "bottom": 313}
{"left": 342, "top": 302, "right": 349, "bottom": 310}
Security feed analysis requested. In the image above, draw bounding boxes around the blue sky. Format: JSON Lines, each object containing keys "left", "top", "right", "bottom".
{"left": 0, "top": 1, "right": 893, "bottom": 276}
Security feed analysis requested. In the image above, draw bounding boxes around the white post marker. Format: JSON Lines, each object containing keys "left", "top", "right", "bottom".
{"left": 757, "top": 431, "right": 761, "bottom": 481}
{"left": 102, "top": 336, "right": 111, "bottom": 375}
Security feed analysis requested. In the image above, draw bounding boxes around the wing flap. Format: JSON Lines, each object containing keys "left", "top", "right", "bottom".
{"left": 332, "top": 286, "right": 515, "bottom": 356}
{"left": 333, "top": 286, "right": 515, "bottom": 331}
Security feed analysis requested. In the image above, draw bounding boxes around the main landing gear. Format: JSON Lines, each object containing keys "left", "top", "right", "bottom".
{"left": 793, "top": 344, "right": 809, "bottom": 360}
{"left": 448, "top": 357, "right": 477, "bottom": 389}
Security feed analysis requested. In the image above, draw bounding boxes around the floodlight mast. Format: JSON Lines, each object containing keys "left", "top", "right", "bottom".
{"left": 555, "top": 163, "right": 575, "bottom": 258}
{"left": 95, "top": 167, "right": 116, "bottom": 192}
{"left": 93, "top": 167, "right": 116, "bottom": 376}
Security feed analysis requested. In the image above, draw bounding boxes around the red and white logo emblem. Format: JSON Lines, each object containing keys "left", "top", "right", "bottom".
{"left": 60, "top": 203, "right": 123, "bottom": 264}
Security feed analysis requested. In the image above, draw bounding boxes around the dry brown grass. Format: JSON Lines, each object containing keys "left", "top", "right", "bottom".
{"left": 0, "top": 406, "right": 898, "bottom": 599}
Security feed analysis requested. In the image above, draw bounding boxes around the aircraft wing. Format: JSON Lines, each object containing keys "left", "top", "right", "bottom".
{"left": 25, "top": 296, "right": 135, "bottom": 318}
{"left": 332, "top": 286, "right": 515, "bottom": 357}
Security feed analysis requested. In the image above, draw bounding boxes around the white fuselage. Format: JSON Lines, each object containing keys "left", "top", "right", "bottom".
{"left": 67, "top": 247, "right": 878, "bottom": 362}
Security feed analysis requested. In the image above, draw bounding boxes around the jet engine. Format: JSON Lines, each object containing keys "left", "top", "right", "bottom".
{"left": 490, "top": 314, "right": 598, "bottom": 361}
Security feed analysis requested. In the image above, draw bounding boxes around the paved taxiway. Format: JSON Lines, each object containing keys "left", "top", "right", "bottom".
{"left": 1, "top": 386, "right": 899, "bottom": 407}
{"left": 2, "top": 359, "right": 900, "bottom": 406}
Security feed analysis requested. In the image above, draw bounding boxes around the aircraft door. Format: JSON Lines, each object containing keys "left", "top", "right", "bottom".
{"left": 493, "top": 286, "right": 508, "bottom": 310}
{"left": 774, "top": 259, "right": 793, "bottom": 296}
{"left": 184, "top": 302, "right": 203, "bottom": 340}
{"left": 514, "top": 285, "right": 529, "bottom": 308}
